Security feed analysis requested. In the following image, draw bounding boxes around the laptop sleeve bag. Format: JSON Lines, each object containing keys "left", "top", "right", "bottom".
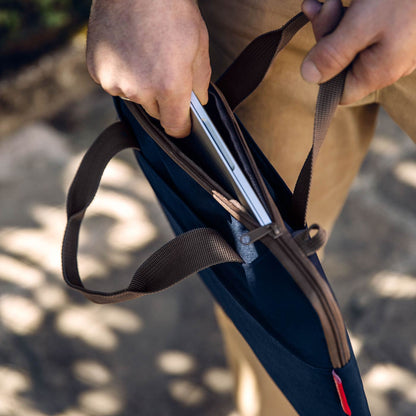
{"left": 62, "top": 12, "right": 371, "bottom": 416}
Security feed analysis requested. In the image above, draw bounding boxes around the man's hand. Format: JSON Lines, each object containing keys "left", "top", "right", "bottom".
{"left": 301, "top": 0, "right": 416, "bottom": 104}
{"left": 87, "top": 0, "right": 211, "bottom": 138}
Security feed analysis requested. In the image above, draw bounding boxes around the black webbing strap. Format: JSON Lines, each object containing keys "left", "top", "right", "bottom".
{"left": 216, "top": 12, "right": 309, "bottom": 111}
{"left": 291, "top": 71, "right": 346, "bottom": 228}
{"left": 62, "top": 121, "right": 242, "bottom": 304}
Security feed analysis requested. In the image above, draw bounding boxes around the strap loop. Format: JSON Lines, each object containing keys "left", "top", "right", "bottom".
{"left": 293, "top": 224, "right": 327, "bottom": 256}
{"left": 62, "top": 121, "right": 242, "bottom": 304}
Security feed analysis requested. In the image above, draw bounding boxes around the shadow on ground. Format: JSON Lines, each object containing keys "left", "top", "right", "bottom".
{"left": 0, "top": 40, "right": 415, "bottom": 416}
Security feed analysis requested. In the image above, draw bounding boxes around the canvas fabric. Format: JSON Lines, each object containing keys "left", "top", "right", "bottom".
{"left": 62, "top": 5, "right": 416, "bottom": 416}
{"left": 198, "top": 1, "right": 416, "bottom": 415}
{"left": 112, "top": 84, "right": 371, "bottom": 415}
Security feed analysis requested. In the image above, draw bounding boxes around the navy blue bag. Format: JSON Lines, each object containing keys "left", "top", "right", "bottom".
{"left": 62, "top": 12, "right": 370, "bottom": 415}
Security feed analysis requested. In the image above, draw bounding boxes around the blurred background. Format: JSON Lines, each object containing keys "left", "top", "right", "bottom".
{"left": 0, "top": 2, "right": 415, "bottom": 415}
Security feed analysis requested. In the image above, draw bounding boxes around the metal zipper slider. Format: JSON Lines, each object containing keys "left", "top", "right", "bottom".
{"left": 240, "top": 223, "right": 281, "bottom": 245}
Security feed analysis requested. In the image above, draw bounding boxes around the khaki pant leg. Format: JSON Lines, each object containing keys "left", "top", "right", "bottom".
{"left": 215, "top": 304, "right": 299, "bottom": 416}
{"left": 378, "top": 71, "right": 416, "bottom": 143}
{"left": 199, "top": 1, "right": 380, "bottom": 415}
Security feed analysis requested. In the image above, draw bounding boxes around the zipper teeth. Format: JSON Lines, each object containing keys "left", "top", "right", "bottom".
{"left": 127, "top": 102, "right": 257, "bottom": 227}
{"left": 126, "top": 99, "right": 350, "bottom": 368}
{"left": 211, "top": 85, "right": 280, "bottom": 220}
{"left": 211, "top": 88, "right": 350, "bottom": 367}
{"left": 128, "top": 103, "right": 223, "bottom": 192}
{"left": 275, "top": 235, "right": 350, "bottom": 367}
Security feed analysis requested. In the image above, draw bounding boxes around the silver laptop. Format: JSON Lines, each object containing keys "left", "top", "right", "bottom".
{"left": 190, "top": 92, "right": 271, "bottom": 226}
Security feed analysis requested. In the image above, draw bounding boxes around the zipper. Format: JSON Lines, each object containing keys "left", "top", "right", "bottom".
{"left": 240, "top": 223, "right": 282, "bottom": 245}
{"left": 124, "top": 96, "right": 350, "bottom": 368}
{"left": 272, "top": 232, "right": 350, "bottom": 367}
{"left": 210, "top": 84, "right": 286, "bottom": 230}
{"left": 210, "top": 85, "right": 350, "bottom": 368}
{"left": 125, "top": 101, "right": 258, "bottom": 230}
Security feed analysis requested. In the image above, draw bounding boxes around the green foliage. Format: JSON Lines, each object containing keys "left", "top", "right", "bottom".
{"left": 0, "top": 0, "right": 91, "bottom": 74}
{"left": 0, "top": 9, "right": 23, "bottom": 38}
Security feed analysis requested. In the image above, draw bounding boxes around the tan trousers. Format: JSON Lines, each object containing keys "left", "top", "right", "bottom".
{"left": 198, "top": 1, "right": 416, "bottom": 415}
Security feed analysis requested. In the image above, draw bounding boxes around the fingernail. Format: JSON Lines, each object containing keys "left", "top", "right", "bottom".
{"left": 302, "top": 60, "right": 322, "bottom": 83}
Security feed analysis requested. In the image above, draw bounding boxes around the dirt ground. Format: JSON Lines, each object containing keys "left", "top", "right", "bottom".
{"left": 0, "top": 33, "right": 415, "bottom": 416}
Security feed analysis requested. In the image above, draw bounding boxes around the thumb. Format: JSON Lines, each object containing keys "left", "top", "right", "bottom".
{"left": 301, "top": 1, "right": 363, "bottom": 84}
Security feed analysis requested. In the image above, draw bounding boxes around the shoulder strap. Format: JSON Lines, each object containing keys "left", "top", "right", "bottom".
{"left": 216, "top": 12, "right": 309, "bottom": 111}
{"left": 62, "top": 121, "right": 242, "bottom": 304}
{"left": 291, "top": 71, "right": 346, "bottom": 228}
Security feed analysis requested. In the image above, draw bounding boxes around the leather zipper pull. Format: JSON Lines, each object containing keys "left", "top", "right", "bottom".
{"left": 240, "top": 223, "right": 281, "bottom": 245}
{"left": 293, "top": 223, "right": 327, "bottom": 256}
{"left": 332, "top": 370, "right": 352, "bottom": 416}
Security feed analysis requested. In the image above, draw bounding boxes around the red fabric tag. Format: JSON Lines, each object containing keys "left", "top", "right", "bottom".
{"left": 332, "top": 370, "right": 352, "bottom": 415}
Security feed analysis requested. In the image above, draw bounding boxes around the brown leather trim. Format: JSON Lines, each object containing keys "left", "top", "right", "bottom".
{"left": 124, "top": 95, "right": 350, "bottom": 368}
{"left": 264, "top": 232, "right": 350, "bottom": 368}
{"left": 125, "top": 100, "right": 258, "bottom": 228}
{"left": 209, "top": 86, "right": 350, "bottom": 366}
{"left": 211, "top": 83, "right": 286, "bottom": 231}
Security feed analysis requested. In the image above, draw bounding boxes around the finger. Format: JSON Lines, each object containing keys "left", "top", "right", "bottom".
{"left": 157, "top": 82, "right": 192, "bottom": 138}
{"left": 301, "top": 5, "right": 376, "bottom": 84}
{"left": 192, "top": 29, "right": 211, "bottom": 105}
{"left": 303, "top": 0, "right": 343, "bottom": 41}
{"left": 341, "top": 43, "right": 402, "bottom": 105}
{"left": 115, "top": 82, "right": 161, "bottom": 119}
{"left": 302, "top": 0, "right": 322, "bottom": 24}
{"left": 96, "top": 68, "right": 124, "bottom": 97}
{"left": 141, "top": 100, "right": 161, "bottom": 120}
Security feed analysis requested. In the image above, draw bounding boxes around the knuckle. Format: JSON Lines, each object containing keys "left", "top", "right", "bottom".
{"left": 156, "top": 69, "right": 192, "bottom": 100}
{"left": 158, "top": 78, "right": 179, "bottom": 98}
{"left": 119, "top": 84, "right": 140, "bottom": 102}
{"left": 119, "top": 80, "right": 156, "bottom": 104}
{"left": 100, "top": 81, "right": 122, "bottom": 97}
{"left": 314, "top": 41, "right": 349, "bottom": 74}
